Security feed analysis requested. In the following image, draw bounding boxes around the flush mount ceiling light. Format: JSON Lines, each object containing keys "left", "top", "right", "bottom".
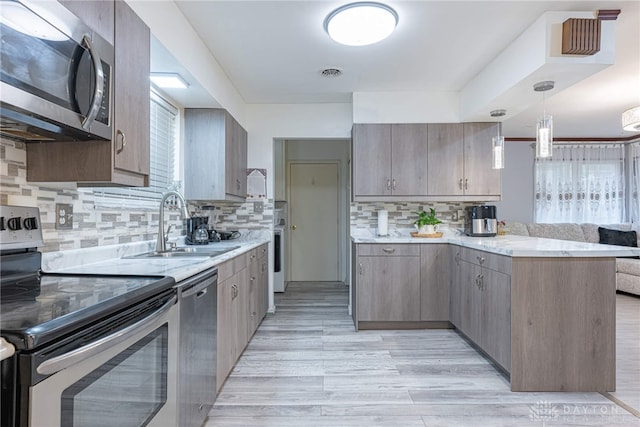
{"left": 622, "top": 106, "right": 640, "bottom": 132}
{"left": 324, "top": 2, "right": 398, "bottom": 46}
{"left": 150, "top": 73, "right": 189, "bottom": 89}
{"left": 534, "top": 80, "right": 555, "bottom": 159}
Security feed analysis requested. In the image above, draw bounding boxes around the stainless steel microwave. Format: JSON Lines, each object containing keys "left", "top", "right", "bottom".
{"left": 0, "top": 0, "right": 114, "bottom": 142}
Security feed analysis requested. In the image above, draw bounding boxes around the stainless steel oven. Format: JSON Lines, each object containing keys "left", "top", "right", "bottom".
{"left": 0, "top": 0, "right": 113, "bottom": 142}
{"left": 27, "top": 293, "right": 179, "bottom": 427}
{"left": 0, "top": 205, "right": 178, "bottom": 427}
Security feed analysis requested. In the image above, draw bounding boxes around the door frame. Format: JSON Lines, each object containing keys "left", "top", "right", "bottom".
{"left": 286, "top": 160, "right": 342, "bottom": 282}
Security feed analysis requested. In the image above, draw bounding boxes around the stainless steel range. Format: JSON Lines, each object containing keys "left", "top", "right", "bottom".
{"left": 0, "top": 205, "right": 179, "bottom": 427}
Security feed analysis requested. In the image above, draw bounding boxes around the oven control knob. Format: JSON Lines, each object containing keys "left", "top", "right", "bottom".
{"left": 24, "top": 217, "right": 38, "bottom": 230}
{"left": 0, "top": 217, "right": 5, "bottom": 231}
{"left": 7, "top": 217, "right": 22, "bottom": 231}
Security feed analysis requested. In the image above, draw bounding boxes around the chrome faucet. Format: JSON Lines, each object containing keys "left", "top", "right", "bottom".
{"left": 156, "top": 191, "right": 190, "bottom": 252}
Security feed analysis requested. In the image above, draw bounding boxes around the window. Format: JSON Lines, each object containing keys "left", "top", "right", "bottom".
{"left": 534, "top": 144, "right": 625, "bottom": 224}
{"left": 89, "top": 90, "right": 180, "bottom": 209}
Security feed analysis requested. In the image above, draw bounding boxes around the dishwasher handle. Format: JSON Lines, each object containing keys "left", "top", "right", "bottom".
{"left": 37, "top": 295, "right": 177, "bottom": 376}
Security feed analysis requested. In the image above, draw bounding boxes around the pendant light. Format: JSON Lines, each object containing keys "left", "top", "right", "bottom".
{"left": 622, "top": 106, "right": 640, "bottom": 132}
{"left": 534, "top": 81, "right": 555, "bottom": 158}
{"left": 490, "top": 110, "right": 506, "bottom": 169}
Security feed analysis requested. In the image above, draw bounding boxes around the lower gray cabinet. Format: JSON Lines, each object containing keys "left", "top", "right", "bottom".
{"left": 451, "top": 247, "right": 511, "bottom": 371}
{"left": 420, "top": 244, "right": 450, "bottom": 321}
{"left": 355, "top": 244, "right": 421, "bottom": 323}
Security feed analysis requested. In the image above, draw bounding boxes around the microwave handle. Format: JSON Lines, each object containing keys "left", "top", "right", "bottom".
{"left": 80, "top": 35, "right": 105, "bottom": 131}
{"left": 36, "top": 295, "right": 176, "bottom": 376}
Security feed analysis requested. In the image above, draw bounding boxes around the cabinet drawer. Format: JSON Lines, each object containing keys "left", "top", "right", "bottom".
{"left": 217, "top": 260, "right": 234, "bottom": 282}
{"left": 257, "top": 244, "right": 268, "bottom": 259}
{"left": 456, "top": 247, "right": 511, "bottom": 273}
{"left": 358, "top": 244, "right": 420, "bottom": 257}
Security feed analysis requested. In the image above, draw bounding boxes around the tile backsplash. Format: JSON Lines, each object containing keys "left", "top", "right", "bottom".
{"left": 0, "top": 137, "right": 272, "bottom": 252}
{"left": 351, "top": 201, "right": 478, "bottom": 230}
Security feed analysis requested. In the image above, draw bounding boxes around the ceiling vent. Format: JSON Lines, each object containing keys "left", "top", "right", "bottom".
{"left": 321, "top": 68, "right": 343, "bottom": 78}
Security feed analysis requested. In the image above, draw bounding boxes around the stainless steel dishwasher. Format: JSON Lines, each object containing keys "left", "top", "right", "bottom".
{"left": 177, "top": 267, "right": 218, "bottom": 427}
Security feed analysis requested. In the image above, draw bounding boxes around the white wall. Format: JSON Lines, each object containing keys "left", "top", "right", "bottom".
{"left": 493, "top": 142, "right": 535, "bottom": 223}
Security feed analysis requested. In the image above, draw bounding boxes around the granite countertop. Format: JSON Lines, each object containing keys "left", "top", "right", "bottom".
{"left": 351, "top": 228, "right": 640, "bottom": 258}
{"left": 43, "top": 231, "right": 271, "bottom": 283}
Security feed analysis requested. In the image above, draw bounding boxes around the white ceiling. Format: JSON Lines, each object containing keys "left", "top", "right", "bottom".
{"left": 154, "top": 0, "right": 640, "bottom": 139}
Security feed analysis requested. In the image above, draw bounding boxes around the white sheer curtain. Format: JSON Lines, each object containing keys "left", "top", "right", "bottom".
{"left": 534, "top": 144, "right": 625, "bottom": 223}
{"left": 629, "top": 141, "right": 640, "bottom": 224}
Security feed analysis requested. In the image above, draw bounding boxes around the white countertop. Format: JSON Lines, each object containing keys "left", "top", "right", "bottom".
{"left": 351, "top": 228, "right": 640, "bottom": 258}
{"left": 43, "top": 231, "right": 271, "bottom": 282}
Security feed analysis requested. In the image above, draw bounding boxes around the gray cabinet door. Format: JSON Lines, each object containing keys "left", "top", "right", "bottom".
{"left": 481, "top": 268, "right": 511, "bottom": 372}
{"left": 225, "top": 112, "right": 238, "bottom": 196}
{"left": 391, "top": 124, "right": 429, "bottom": 196}
{"left": 357, "top": 255, "right": 421, "bottom": 321}
{"left": 463, "top": 123, "right": 501, "bottom": 196}
{"left": 449, "top": 249, "right": 463, "bottom": 328}
{"left": 352, "top": 124, "right": 392, "bottom": 197}
{"left": 458, "top": 259, "right": 482, "bottom": 343}
{"left": 427, "top": 124, "right": 464, "bottom": 195}
{"left": 113, "top": 1, "right": 150, "bottom": 179}
{"left": 420, "top": 244, "right": 450, "bottom": 321}
{"left": 60, "top": 0, "right": 114, "bottom": 43}
{"left": 216, "top": 276, "right": 236, "bottom": 392}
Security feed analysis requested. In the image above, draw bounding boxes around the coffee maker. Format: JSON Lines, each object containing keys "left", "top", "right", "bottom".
{"left": 185, "top": 216, "right": 210, "bottom": 245}
{"left": 464, "top": 205, "right": 497, "bottom": 237}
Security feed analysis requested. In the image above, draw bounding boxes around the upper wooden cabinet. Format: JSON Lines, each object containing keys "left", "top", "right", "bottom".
{"left": 427, "top": 122, "right": 501, "bottom": 198}
{"left": 352, "top": 122, "right": 501, "bottom": 201}
{"left": 352, "top": 124, "right": 428, "bottom": 199}
{"left": 26, "top": 0, "right": 150, "bottom": 186}
{"left": 184, "top": 109, "right": 247, "bottom": 202}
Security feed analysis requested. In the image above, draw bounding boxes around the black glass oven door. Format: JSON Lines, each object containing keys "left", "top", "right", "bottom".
{"left": 60, "top": 325, "right": 168, "bottom": 427}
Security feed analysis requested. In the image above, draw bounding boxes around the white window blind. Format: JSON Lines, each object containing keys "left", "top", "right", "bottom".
{"left": 89, "top": 90, "right": 179, "bottom": 209}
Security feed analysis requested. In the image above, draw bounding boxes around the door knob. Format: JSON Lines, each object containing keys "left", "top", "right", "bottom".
{"left": 291, "top": 225, "right": 297, "bottom": 230}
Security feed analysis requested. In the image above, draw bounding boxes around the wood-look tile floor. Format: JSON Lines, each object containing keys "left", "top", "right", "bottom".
{"left": 206, "top": 283, "right": 640, "bottom": 426}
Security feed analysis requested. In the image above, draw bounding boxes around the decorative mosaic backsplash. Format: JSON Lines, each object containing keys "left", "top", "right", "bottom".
{"left": 0, "top": 137, "right": 272, "bottom": 252}
{"left": 350, "top": 201, "right": 479, "bottom": 231}
{"left": 192, "top": 201, "right": 274, "bottom": 234}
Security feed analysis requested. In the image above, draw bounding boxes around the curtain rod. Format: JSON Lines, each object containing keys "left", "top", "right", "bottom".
{"left": 507, "top": 135, "right": 640, "bottom": 143}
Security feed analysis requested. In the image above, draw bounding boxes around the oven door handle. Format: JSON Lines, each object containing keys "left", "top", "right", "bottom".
{"left": 37, "top": 295, "right": 176, "bottom": 376}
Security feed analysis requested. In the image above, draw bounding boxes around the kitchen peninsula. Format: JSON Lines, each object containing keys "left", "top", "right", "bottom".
{"left": 351, "top": 230, "right": 640, "bottom": 393}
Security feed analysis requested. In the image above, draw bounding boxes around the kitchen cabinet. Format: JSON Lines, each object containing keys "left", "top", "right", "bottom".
{"left": 216, "top": 257, "right": 249, "bottom": 392}
{"left": 27, "top": 0, "right": 150, "bottom": 186}
{"left": 248, "top": 244, "right": 269, "bottom": 337}
{"left": 420, "top": 244, "right": 450, "bottom": 321}
{"left": 184, "top": 109, "right": 247, "bottom": 202}
{"left": 427, "top": 123, "right": 501, "bottom": 198}
{"left": 352, "top": 122, "right": 500, "bottom": 201}
{"left": 352, "top": 124, "right": 428, "bottom": 200}
{"left": 451, "top": 247, "right": 511, "bottom": 371}
{"left": 354, "top": 244, "right": 421, "bottom": 327}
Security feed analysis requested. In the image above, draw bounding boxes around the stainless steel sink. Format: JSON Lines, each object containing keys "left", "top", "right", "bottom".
{"left": 123, "top": 246, "right": 240, "bottom": 259}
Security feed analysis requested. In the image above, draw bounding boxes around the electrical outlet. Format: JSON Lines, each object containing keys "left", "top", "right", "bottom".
{"left": 253, "top": 201, "right": 264, "bottom": 213}
{"left": 55, "top": 203, "right": 73, "bottom": 230}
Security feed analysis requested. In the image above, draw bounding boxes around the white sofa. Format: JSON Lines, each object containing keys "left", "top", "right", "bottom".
{"left": 506, "top": 221, "right": 640, "bottom": 296}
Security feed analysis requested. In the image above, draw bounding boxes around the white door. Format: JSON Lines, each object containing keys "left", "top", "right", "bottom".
{"left": 289, "top": 162, "right": 339, "bottom": 281}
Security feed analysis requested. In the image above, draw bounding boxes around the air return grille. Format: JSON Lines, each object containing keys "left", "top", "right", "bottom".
{"left": 562, "top": 18, "right": 601, "bottom": 55}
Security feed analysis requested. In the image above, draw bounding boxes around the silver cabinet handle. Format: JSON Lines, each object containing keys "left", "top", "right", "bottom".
{"left": 37, "top": 296, "right": 176, "bottom": 375}
{"left": 382, "top": 247, "right": 396, "bottom": 254}
{"left": 386, "top": 179, "right": 391, "bottom": 190}
{"left": 392, "top": 179, "right": 397, "bottom": 190}
{"left": 116, "top": 129, "right": 126, "bottom": 154}
{"left": 250, "top": 276, "right": 256, "bottom": 282}
{"left": 359, "top": 263, "right": 363, "bottom": 275}
{"left": 454, "top": 252, "right": 460, "bottom": 265}
{"left": 80, "top": 35, "right": 104, "bottom": 130}
{"left": 476, "top": 256, "right": 485, "bottom": 265}
{"left": 458, "top": 178, "right": 463, "bottom": 189}
{"left": 464, "top": 178, "right": 468, "bottom": 190}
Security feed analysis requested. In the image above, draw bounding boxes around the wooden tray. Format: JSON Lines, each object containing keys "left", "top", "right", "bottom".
{"left": 411, "top": 231, "right": 443, "bottom": 238}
